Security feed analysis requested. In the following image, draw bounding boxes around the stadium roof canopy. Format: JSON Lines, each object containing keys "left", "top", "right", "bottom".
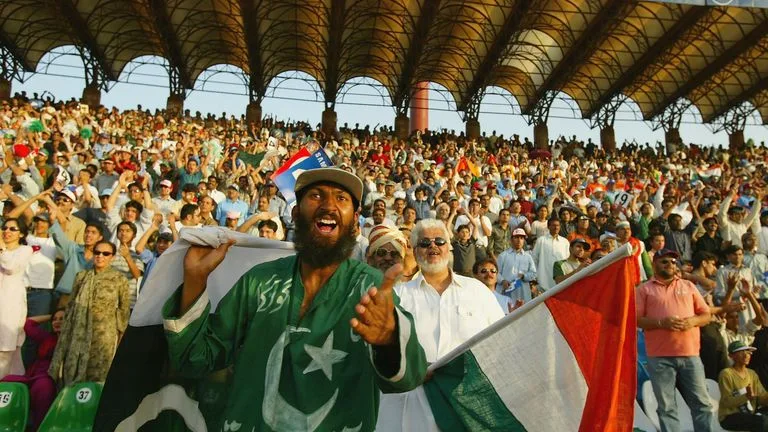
{"left": 1, "top": 0, "right": 767, "bottom": 126}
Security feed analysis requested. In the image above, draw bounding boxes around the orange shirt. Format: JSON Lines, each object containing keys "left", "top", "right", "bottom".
{"left": 567, "top": 232, "right": 600, "bottom": 252}
{"left": 636, "top": 277, "right": 709, "bottom": 357}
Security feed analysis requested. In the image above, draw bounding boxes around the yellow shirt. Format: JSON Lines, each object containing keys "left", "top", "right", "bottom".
{"left": 718, "top": 367, "right": 768, "bottom": 420}
{"left": 63, "top": 215, "right": 86, "bottom": 244}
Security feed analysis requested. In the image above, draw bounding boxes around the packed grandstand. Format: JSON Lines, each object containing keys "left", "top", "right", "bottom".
{"left": 0, "top": 90, "right": 764, "bottom": 430}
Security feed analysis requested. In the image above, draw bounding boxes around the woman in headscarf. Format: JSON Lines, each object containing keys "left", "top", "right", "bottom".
{"left": 49, "top": 240, "right": 130, "bottom": 386}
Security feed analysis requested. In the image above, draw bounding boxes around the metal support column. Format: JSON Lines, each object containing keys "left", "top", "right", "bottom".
{"left": 79, "top": 48, "right": 110, "bottom": 107}
{"left": 526, "top": 90, "right": 556, "bottom": 149}
{"left": 650, "top": 100, "right": 690, "bottom": 155}
{"left": 588, "top": 94, "right": 626, "bottom": 152}
{"left": 166, "top": 65, "right": 186, "bottom": 117}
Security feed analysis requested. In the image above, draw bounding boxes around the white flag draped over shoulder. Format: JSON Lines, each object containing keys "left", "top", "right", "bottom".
{"left": 130, "top": 227, "right": 296, "bottom": 327}
{"left": 97, "top": 227, "right": 295, "bottom": 431}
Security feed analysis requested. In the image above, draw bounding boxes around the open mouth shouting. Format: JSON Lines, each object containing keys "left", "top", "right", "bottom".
{"left": 315, "top": 216, "right": 339, "bottom": 235}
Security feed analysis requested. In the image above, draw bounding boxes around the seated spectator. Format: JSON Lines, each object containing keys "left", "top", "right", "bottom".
{"left": 49, "top": 241, "right": 130, "bottom": 386}
{"left": 2, "top": 310, "right": 64, "bottom": 430}
{"left": 718, "top": 341, "right": 768, "bottom": 432}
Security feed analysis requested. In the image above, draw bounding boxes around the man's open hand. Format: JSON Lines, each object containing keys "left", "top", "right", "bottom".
{"left": 350, "top": 264, "right": 400, "bottom": 346}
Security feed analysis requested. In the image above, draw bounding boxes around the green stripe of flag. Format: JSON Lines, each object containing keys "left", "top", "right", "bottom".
{"left": 423, "top": 352, "right": 526, "bottom": 432}
{"left": 237, "top": 151, "right": 266, "bottom": 169}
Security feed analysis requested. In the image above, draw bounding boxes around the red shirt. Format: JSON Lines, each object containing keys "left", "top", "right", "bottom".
{"left": 636, "top": 277, "right": 709, "bottom": 357}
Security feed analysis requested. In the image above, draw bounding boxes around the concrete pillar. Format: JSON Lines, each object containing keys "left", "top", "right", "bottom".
{"left": 0, "top": 79, "right": 10, "bottom": 100}
{"left": 729, "top": 130, "right": 745, "bottom": 151}
{"left": 81, "top": 85, "right": 101, "bottom": 108}
{"left": 600, "top": 125, "right": 616, "bottom": 152}
{"left": 664, "top": 128, "right": 680, "bottom": 155}
{"left": 166, "top": 94, "right": 184, "bottom": 117}
{"left": 533, "top": 123, "right": 549, "bottom": 149}
{"left": 394, "top": 114, "right": 410, "bottom": 140}
{"left": 466, "top": 119, "right": 480, "bottom": 140}
{"left": 246, "top": 102, "right": 262, "bottom": 128}
{"left": 410, "top": 81, "right": 429, "bottom": 133}
{"left": 322, "top": 108, "right": 337, "bottom": 136}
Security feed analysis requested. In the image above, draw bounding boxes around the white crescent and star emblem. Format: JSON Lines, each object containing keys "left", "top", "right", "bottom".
{"left": 303, "top": 332, "right": 348, "bottom": 381}
{"left": 263, "top": 327, "right": 339, "bottom": 431}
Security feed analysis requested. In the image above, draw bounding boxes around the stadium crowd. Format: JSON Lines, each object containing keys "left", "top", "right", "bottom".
{"left": 0, "top": 91, "right": 768, "bottom": 431}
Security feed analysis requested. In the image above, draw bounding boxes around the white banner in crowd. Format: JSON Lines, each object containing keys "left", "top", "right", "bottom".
{"left": 130, "top": 227, "right": 296, "bottom": 327}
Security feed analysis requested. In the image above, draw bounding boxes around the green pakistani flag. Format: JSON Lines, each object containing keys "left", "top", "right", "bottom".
{"left": 96, "top": 227, "right": 427, "bottom": 431}
{"left": 236, "top": 150, "right": 266, "bottom": 169}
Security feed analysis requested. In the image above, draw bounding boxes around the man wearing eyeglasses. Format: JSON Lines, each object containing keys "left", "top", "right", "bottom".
{"left": 637, "top": 249, "right": 715, "bottom": 432}
{"left": 51, "top": 189, "right": 86, "bottom": 244}
{"left": 377, "top": 218, "right": 504, "bottom": 431}
{"left": 365, "top": 225, "right": 406, "bottom": 273}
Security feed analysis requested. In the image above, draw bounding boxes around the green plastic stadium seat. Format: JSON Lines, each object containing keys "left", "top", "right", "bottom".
{"left": 38, "top": 382, "right": 102, "bottom": 432}
{"left": 0, "top": 382, "right": 30, "bottom": 432}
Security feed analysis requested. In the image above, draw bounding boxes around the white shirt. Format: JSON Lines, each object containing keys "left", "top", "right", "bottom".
{"left": 24, "top": 235, "right": 56, "bottom": 289}
{"left": 532, "top": 233, "right": 570, "bottom": 291}
{"left": 454, "top": 214, "right": 491, "bottom": 247}
{"left": 377, "top": 272, "right": 504, "bottom": 432}
{"left": 209, "top": 189, "right": 226, "bottom": 204}
{"left": 361, "top": 217, "right": 396, "bottom": 238}
{"left": 350, "top": 234, "right": 368, "bottom": 262}
{"left": 496, "top": 248, "right": 537, "bottom": 302}
{"left": 487, "top": 195, "right": 504, "bottom": 214}
{"left": 758, "top": 225, "right": 768, "bottom": 256}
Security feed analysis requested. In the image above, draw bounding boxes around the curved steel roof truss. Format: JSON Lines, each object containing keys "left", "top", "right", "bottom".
{"left": 1, "top": 0, "right": 766, "bottom": 130}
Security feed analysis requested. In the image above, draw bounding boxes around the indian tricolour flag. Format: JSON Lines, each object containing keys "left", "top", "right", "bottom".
{"left": 424, "top": 244, "right": 638, "bottom": 432}
{"left": 696, "top": 164, "right": 722, "bottom": 179}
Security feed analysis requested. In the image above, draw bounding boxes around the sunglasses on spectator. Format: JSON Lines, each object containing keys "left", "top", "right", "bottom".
{"left": 658, "top": 259, "right": 677, "bottom": 265}
{"left": 417, "top": 237, "right": 447, "bottom": 248}
{"left": 1, "top": 226, "right": 19, "bottom": 232}
{"left": 479, "top": 268, "right": 497, "bottom": 274}
{"left": 93, "top": 250, "right": 114, "bottom": 257}
{"left": 374, "top": 249, "right": 401, "bottom": 259}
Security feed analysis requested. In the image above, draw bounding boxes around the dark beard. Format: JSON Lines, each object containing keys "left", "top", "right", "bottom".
{"left": 294, "top": 213, "right": 357, "bottom": 268}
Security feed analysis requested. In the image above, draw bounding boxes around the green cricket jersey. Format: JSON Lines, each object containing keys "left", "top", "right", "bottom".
{"left": 162, "top": 256, "right": 427, "bottom": 432}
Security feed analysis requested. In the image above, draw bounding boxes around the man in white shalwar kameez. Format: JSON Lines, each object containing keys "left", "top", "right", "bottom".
{"left": 531, "top": 218, "right": 570, "bottom": 291}
{"left": 376, "top": 219, "right": 504, "bottom": 431}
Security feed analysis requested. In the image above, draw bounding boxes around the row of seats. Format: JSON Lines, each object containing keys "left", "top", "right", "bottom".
{"left": 0, "top": 381, "right": 101, "bottom": 432}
